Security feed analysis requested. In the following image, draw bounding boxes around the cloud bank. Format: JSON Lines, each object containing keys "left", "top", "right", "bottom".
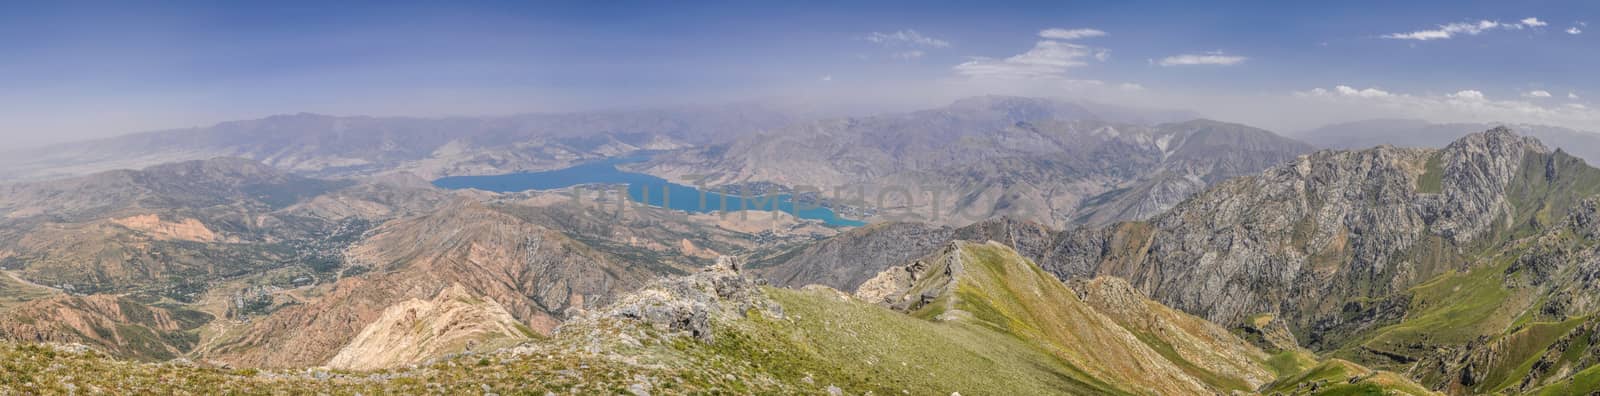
{"left": 1157, "top": 52, "right": 1247, "bottom": 66}
{"left": 1294, "top": 84, "right": 1600, "bottom": 131}
{"left": 1383, "top": 17, "right": 1556, "bottom": 40}
{"left": 865, "top": 30, "right": 950, "bottom": 48}
{"left": 953, "top": 28, "right": 1109, "bottom": 79}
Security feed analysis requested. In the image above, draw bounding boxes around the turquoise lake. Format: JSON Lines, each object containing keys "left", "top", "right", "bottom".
{"left": 432, "top": 157, "right": 866, "bottom": 227}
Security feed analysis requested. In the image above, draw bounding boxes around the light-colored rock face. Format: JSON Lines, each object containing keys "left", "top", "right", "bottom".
{"left": 326, "top": 284, "right": 531, "bottom": 371}
{"left": 111, "top": 215, "right": 218, "bottom": 243}
{"left": 1420, "top": 128, "right": 1546, "bottom": 243}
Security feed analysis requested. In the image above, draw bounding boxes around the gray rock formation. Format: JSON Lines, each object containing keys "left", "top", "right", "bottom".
{"left": 751, "top": 222, "right": 955, "bottom": 291}
{"left": 583, "top": 256, "right": 780, "bottom": 343}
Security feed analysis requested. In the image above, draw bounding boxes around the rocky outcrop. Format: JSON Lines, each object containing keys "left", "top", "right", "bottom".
{"left": 851, "top": 242, "right": 959, "bottom": 310}
{"left": 1408, "top": 196, "right": 1600, "bottom": 394}
{"left": 753, "top": 222, "right": 954, "bottom": 291}
{"left": 1417, "top": 128, "right": 1545, "bottom": 243}
{"left": 1508, "top": 196, "right": 1600, "bottom": 303}
{"left": 578, "top": 256, "right": 780, "bottom": 343}
{"left": 757, "top": 216, "right": 1058, "bottom": 294}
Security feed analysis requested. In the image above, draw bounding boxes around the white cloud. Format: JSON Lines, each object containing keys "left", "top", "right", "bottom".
{"left": 1038, "top": 28, "right": 1107, "bottom": 40}
{"left": 1297, "top": 88, "right": 1331, "bottom": 97}
{"left": 1449, "top": 90, "right": 1487, "bottom": 101}
{"left": 1337, "top": 85, "right": 1392, "bottom": 97}
{"left": 864, "top": 30, "right": 948, "bottom": 61}
{"left": 1383, "top": 19, "right": 1505, "bottom": 40}
{"left": 1569, "top": 27, "right": 1584, "bottom": 35}
{"left": 953, "top": 28, "right": 1113, "bottom": 79}
{"left": 1571, "top": 92, "right": 1582, "bottom": 100}
{"left": 1119, "top": 83, "right": 1145, "bottom": 91}
{"left": 1522, "top": 17, "right": 1548, "bottom": 27}
{"left": 1157, "top": 52, "right": 1247, "bottom": 66}
{"left": 892, "top": 50, "right": 926, "bottom": 59}
{"left": 954, "top": 40, "right": 1105, "bottom": 79}
{"left": 820, "top": 75, "right": 832, "bottom": 82}
{"left": 1293, "top": 85, "right": 1600, "bottom": 133}
{"left": 1297, "top": 85, "right": 1390, "bottom": 98}
{"left": 865, "top": 30, "right": 950, "bottom": 48}
{"left": 1093, "top": 48, "right": 1111, "bottom": 62}
{"left": 1524, "top": 90, "right": 1553, "bottom": 98}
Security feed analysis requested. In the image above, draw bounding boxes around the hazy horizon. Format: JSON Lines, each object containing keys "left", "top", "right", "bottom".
{"left": 3, "top": 1, "right": 1598, "bottom": 148}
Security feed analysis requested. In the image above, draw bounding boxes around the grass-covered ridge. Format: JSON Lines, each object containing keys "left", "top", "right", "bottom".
{"left": 1263, "top": 359, "right": 1438, "bottom": 396}
{"left": 931, "top": 242, "right": 1255, "bottom": 394}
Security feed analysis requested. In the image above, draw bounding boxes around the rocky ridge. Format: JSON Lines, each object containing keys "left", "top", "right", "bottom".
{"left": 758, "top": 127, "right": 1600, "bottom": 394}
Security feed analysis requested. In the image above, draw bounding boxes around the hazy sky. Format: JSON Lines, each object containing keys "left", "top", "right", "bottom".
{"left": 2, "top": 1, "right": 1598, "bottom": 148}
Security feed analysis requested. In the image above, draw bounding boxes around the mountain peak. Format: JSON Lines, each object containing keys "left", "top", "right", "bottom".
{"left": 942, "top": 95, "right": 1093, "bottom": 122}
{"left": 1443, "top": 126, "right": 1548, "bottom": 155}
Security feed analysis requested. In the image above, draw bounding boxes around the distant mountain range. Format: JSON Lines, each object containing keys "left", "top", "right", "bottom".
{"left": 1297, "top": 118, "right": 1600, "bottom": 165}
{"left": 0, "top": 103, "right": 807, "bottom": 182}
{"left": 639, "top": 96, "right": 1313, "bottom": 228}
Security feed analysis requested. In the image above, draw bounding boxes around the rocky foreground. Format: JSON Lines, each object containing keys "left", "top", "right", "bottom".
{"left": 0, "top": 245, "right": 1441, "bottom": 395}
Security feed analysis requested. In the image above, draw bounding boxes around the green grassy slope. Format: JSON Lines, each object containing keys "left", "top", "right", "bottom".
{"left": 700, "top": 287, "right": 1130, "bottom": 395}
{"left": 909, "top": 242, "right": 1228, "bottom": 394}
{"left": 1263, "top": 359, "right": 1438, "bottom": 396}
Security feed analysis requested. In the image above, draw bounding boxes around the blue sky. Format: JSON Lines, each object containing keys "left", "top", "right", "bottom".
{"left": 2, "top": 1, "right": 1597, "bottom": 146}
